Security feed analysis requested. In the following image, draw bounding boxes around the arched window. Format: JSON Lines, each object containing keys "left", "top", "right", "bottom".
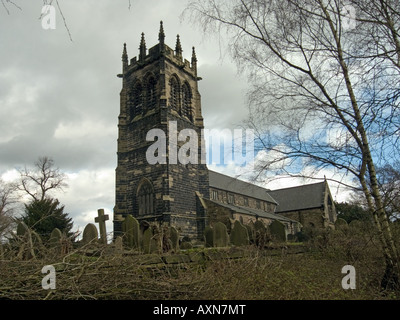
{"left": 182, "top": 82, "right": 193, "bottom": 121}
{"left": 169, "top": 76, "right": 180, "bottom": 110}
{"left": 137, "top": 179, "right": 154, "bottom": 216}
{"left": 146, "top": 76, "right": 157, "bottom": 110}
{"left": 132, "top": 81, "right": 143, "bottom": 116}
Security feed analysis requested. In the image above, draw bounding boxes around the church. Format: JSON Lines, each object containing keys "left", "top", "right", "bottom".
{"left": 113, "top": 22, "right": 337, "bottom": 240}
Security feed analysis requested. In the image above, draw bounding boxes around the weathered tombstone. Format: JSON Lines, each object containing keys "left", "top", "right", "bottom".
{"left": 16, "top": 221, "right": 29, "bottom": 237}
{"left": 142, "top": 227, "right": 153, "bottom": 254}
{"left": 95, "top": 209, "right": 109, "bottom": 244}
{"left": 270, "top": 220, "right": 286, "bottom": 242}
{"left": 204, "top": 226, "right": 214, "bottom": 248}
{"left": 230, "top": 220, "right": 249, "bottom": 246}
{"left": 82, "top": 223, "right": 99, "bottom": 245}
{"left": 245, "top": 222, "right": 255, "bottom": 244}
{"left": 254, "top": 220, "right": 267, "bottom": 247}
{"left": 180, "top": 238, "right": 193, "bottom": 250}
{"left": 169, "top": 226, "right": 179, "bottom": 252}
{"left": 335, "top": 218, "right": 348, "bottom": 229}
{"left": 213, "top": 222, "right": 229, "bottom": 247}
{"left": 114, "top": 236, "right": 123, "bottom": 254}
{"left": 150, "top": 226, "right": 162, "bottom": 253}
{"left": 123, "top": 215, "right": 140, "bottom": 249}
{"left": 16, "top": 222, "right": 35, "bottom": 260}
{"left": 49, "top": 228, "right": 62, "bottom": 248}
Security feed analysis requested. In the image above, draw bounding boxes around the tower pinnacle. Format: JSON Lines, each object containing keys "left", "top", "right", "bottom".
{"left": 159, "top": 21, "right": 165, "bottom": 44}
{"left": 175, "top": 34, "right": 182, "bottom": 60}
{"left": 139, "top": 32, "right": 146, "bottom": 61}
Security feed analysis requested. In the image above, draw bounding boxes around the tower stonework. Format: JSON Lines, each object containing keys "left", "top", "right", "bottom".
{"left": 114, "top": 22, "right": 209, "bottom": 239}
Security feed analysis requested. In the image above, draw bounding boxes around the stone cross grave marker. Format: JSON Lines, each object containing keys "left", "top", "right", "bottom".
{"left": 95, "top": 209, "right": 109, "bottom": 244}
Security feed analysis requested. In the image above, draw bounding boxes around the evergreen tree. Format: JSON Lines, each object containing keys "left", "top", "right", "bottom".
{"left": 20, "top": 198, "right": 73, "bottom": 241}
{"left": 335, "top": 202, "right": 372, "bottom": 224}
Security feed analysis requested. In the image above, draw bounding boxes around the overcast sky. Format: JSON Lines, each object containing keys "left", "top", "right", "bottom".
{"left": 0, "top": 0, "right": 350, "bottom": 236}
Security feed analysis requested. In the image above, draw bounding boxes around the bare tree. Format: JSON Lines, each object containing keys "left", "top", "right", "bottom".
{"left": 0, "top": 179, "right": 19, "bottom": 241}
{"left": 186, "top": 0, "right": 400, "bottom": 289}
{"left": 18, "top": 156, "right": 68, "bottom": 202}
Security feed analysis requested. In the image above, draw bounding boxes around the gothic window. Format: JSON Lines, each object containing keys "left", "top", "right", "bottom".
{"left": 211, "top": 189, "right": 218, "bottom": 201}
{"left": 169, "top": 76, "right": 180, "bottom": 110}
{"left": 244, "top": 197, "right": 249, "bottom": 207}
{"left": 228, "top": 193, "right": 235, "bottom": 205}
{"left": 182, "top": 82, "right": 193, "bottom": 121}
{"left": 146, "top": 76, "right": 157, "bottom": 110}
{"left": 132, "top": 81, "right": 143, "bottom": 116}
{"left": 137, "top": 179, "right": 154, "bottom": 216}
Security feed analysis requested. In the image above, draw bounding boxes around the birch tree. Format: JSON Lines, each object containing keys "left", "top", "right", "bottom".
{"left": 186, "top": 0, "right": 400, "bottom": 289}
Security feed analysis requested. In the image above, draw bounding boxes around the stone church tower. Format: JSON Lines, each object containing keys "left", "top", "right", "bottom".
{"left": 114, "top": 22, "right": 209, "bottom": 239}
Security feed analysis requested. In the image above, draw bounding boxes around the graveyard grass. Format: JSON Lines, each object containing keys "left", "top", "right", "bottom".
{"left": 1, "top": 224, "right": 400, "bottom": 300}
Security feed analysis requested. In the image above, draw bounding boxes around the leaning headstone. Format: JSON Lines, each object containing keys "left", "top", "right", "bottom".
{"left": 204, "top": 226, "right": 214, "bottom": 248}
{"left": 123, "top": 215, "right": 140, "bottom": 249}
{"left": 82, "top": 223, "right": 99, "bottom": 245}
{"left": 49, "top": 228, "right": 62, "bottom": 248}
{"left": 230, "top": 220, "right": 249, "bottom": 246}
{"left": 213, "top": 222, "right": 229, "bottom": 247}
{"left": 95, "top": 209, "right": 109, "bottom": 245}
{"left": 270, "top": 220, "right": 286, "bottom": 242}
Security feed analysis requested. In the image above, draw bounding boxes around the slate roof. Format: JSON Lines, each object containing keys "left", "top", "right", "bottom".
{"left": 268, "top": 182, "right": 326, "bottom": 213}
{"left": 208, "top": 170, "right": 277, "bottom": 204}
{"left": 205, "top": 199, "right": 298, "bottom": 224}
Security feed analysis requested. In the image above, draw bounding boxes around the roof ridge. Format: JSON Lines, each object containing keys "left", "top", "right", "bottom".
{"left": 269, "top": 180, "right": 325, "bottom": 192}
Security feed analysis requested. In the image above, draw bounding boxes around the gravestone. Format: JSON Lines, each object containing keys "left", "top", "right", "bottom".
{"left": 270, "top": 220, "right": 286, "bottom": 242}
{"left": 169, "top": 226, "right": 179, "bottom": 252}
{"left": 245, "top": 222, "right": 255, "bottom": 244}
{"left": 142, "top": 227, "right": 153, "bottom": 254}
{"left": 123, "top": 215, "right": 140, "bottom": 249}
{"left": 254, "top": 220, "right": 267, "bottom": 247}
{"left": 16, "top": 222, "right": 35, "bottom": 260}
{"left": 114, "top": 236, "right": 123, "bottom": 254}
{"left": 213, "top": 222, "right": 229, "bottom": 247}
{"left": 49, "top": 228, "right": 62, "bottom": 248}
{"left": 95, "top": 209, "right": 109, "bottom": 244}
{"left": 230, "top": 220, "right": 249, "bottom": 246}
{"left": 82, "top": 223, "right": 99, "bottom": 245}
{"left": 150, "top": 226, "right": 161, "bottom": 253}
{"left": 204, "top": 226, "right": 214, "bottom": 248}
{"left": 335, "top": 218, "right": 348, "bottom": 229}
{"left": 16, "top": 221, "right": 29, "bottom": 237}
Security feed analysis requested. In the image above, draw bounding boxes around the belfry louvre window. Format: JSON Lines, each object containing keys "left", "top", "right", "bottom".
{"left": 133, "top": 82, "right": 143, "bottom": 115}
{"left": 170, "top": 76, "right": 180, "bottom": 110}
{"left": 146, "top": 77, "right": 157, "bottom": 109}
{"left": 137, "top": 179, "right": 154, "bottom": 216}
{"left": 182, "top": 82, "right": 192, "bottom": 121}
